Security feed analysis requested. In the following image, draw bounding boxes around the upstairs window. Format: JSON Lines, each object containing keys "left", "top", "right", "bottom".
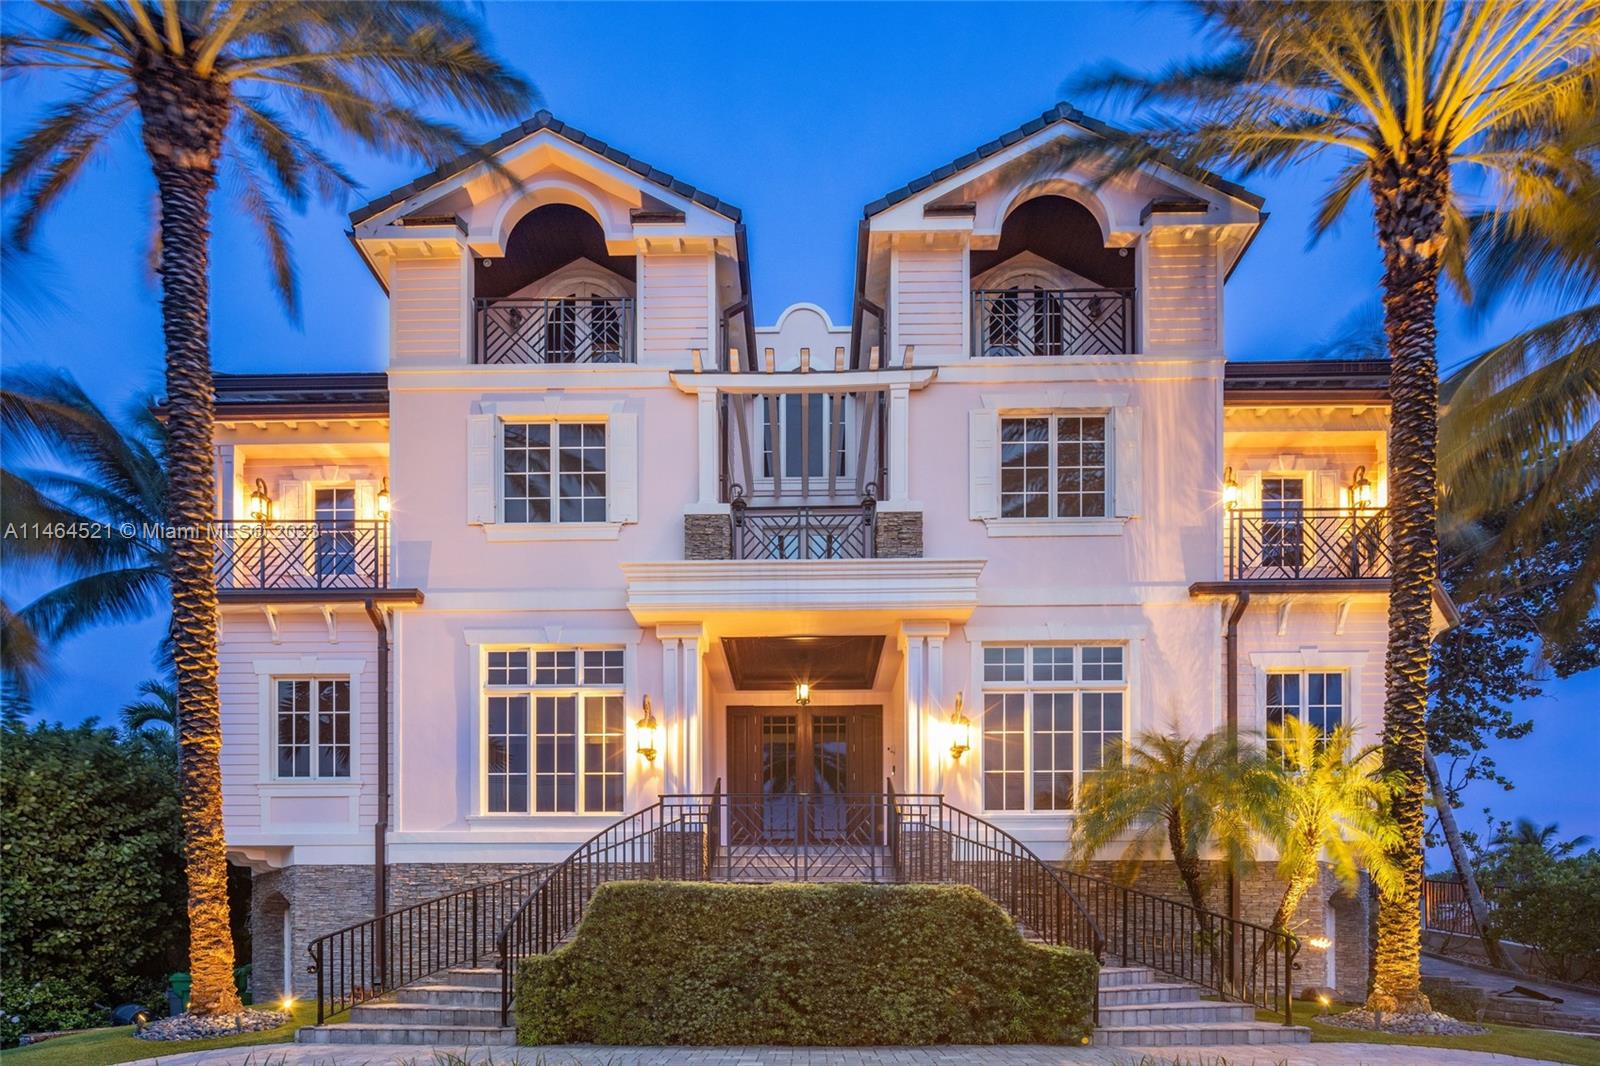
{"left": 483, "top": 647, "right": 626, "bottom": 814}
{"left": 502, "top": 421, "right": 607, "bottom": 524}
{"left": 999, "top": 415, "right": 1107, "bottom": 519}
{"left": 980, "top": 643, "right": 1126, "bottom": 812}
{"left": 1266, "top": 670, "right": 1344, "bottom": 760}
{"left": 275, "top": 678, "right": 351, "bottom": 779}
{"left": 760, "top": 394, "right": 850, "bottom": 481}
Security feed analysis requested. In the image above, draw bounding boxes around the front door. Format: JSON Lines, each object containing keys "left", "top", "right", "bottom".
{"left": 725, "top": 706, "right": 882, "bottom": 845}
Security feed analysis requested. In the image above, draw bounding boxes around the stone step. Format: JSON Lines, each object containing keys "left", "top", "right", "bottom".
{"left": 1096, "top": 982, "right": 1208, "bottom": 1006}
{"left": 1096, "top": 1000, "right": 1257, "bottom": 1026}
{"left": 1093, "top": 1022, "right": 1312, "bottom": 1048}
{"left": 441, "top": 966, "right": 504, "bottom": 989}
{"left": 1096, "top": 965, "right": 1159, "bottom": 988}
{"left": 297, "top": 1023, "right": 515, "bottom": 1046}
{"left": 392, "top": 983, "right": 502, "bottom": 1007}
{"left": 349, "top": 1001, "right": 504, "bottom": 1027}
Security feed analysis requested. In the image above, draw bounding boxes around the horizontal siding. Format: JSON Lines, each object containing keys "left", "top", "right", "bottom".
{"left": 895, "top": 248, "right": 965, "bottom": 358}
{"left": 391, "top": 256, "right": 463, "bottom": 365}
{"left": 1144, "top": 230, "right": 1218, "bottom": 352}
{"left": 640, "top": 252, "right": 710, "bottom": 362}
{"left": 220, "top": 612, "right": 382, "bottom": 837}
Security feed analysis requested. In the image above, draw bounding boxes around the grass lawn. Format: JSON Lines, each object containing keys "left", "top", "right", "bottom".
{"left": 1259, "top": 1005, "right": 1600, "bottom": 1066}
{"left": 0, "top": 1000, "right": 316, "bottom": 1066}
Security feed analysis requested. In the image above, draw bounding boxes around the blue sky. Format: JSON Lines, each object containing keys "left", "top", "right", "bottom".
{"left": 2, "top": 2, "right": 1594, "bottom": 851}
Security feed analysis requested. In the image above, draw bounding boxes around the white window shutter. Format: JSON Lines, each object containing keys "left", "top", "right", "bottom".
{"left": 1113, "top": 406, "right": 1142, "bottom": 518}
{"left": 276, "top": 478, "right": 305, "bottom": 521}
{"left": 608, "top": 413, "right": 639, "bottom": 523}
{"left": 1314, "top": 470, "right": 1340, "bottom": 509}
{"left": 353, "top": 479, "right": 378, "bottom": 520}
{"left": 466, "top": 414, "right": 496, "bottom": 525}
{"left": 969, "top": 409, "right": 1000, "bottom": 520}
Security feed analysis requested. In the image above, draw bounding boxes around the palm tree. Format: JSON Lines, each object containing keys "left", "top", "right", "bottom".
{"left": 3, "top": 2, "right": 533, "bottom": 1015}
{"left": 122, "top": 678, "right": 178, "bottom": 735}
{"left": 1260, "top": 718, "right": 1405, "bottom": 936}
{"left": 1072, "top": 728, "right": 1273, "bottom": 914}
{"left": 1065, "top": 1, "right": 1599, "bottom": 1012}
{"left": 1, "top": 367, "right": 168, "bottom": 699}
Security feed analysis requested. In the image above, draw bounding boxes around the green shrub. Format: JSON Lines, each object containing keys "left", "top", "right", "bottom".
{"left": 515, "top": 881, "right": 1097, "bottom": 1046}
{"left": 1482, "top": 850, "right": 1600, "bottom": 983}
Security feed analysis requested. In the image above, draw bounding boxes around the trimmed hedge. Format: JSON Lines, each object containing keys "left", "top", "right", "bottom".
{"left": 515, "top": 881, "right": 1097, "bottom": 1046}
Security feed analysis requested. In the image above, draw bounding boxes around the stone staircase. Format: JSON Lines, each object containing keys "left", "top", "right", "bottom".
{"left": 298, "top": 960, "right": 1310, "bottom": 1047}
{"left": 298, "top": 965, "right": 514, "bottom": 1045}
{"left": 1092, "top": 963, "right": 1310, "bottom": 1048}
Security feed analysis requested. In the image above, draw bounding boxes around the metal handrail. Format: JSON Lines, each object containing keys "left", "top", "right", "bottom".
{"left": 1224, "top": 506, "right": 1391, "bottom": 580}
{"left": 474, "top": 296, "right": 636, "bottom": 365}
{"left": 305, "top": 867, "right": 543, "bottom": 1024}
{"left": 730, "top": 500, "right": 876, "bottom": 559}
{"left": 1422, "top": 876, "right": 1483, "bottom": 936}
{"left": 214, "top": 519, "right": 388, "bottom": 590}
{"left": 972, "top": 287, "right": 1135, "bottom": 357}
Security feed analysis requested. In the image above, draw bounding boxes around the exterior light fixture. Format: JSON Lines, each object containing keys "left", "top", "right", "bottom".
{"left": 1222, "top": 466, "right": 1241, "bottom": 510}
{"left": 279, "top": 996, "right": 296, "bottom": 1012}
{"left": 636, "top": 696, "right": 658, "bottom": 763}
{"left": 249, "top": 478, "right": 272, "bottom": 522}
{"left": 1349, "top": 466, "right": 1374, "bottom": 511}
{"left": 1306, "top": 935, "right": 1332, "bottom": 951}
{"left": 948, "top": 692, "right": 971, "bottom": 762}
{"left": 377, "top": 477, "right": 392, "bottom": 517}
{"left": 794, "top": 682, "right": 811, "bottom": 706}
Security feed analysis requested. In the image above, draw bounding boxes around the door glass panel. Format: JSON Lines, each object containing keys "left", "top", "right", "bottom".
{"left": 1261, "top": 477, "right": 1305, "bottom": 568}
{"left": 314, "top": 487, "right": 357, "bottom": 580}
{"left": 811, "top": 714, "right": 848, "bottom": 839}
{"left": 761, "top": 714, "right": 798, "bottom": 838}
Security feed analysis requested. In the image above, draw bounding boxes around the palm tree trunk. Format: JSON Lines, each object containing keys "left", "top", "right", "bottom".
{"left": 1365, "top": 145, "right": 1448, "bottom": 1016}
{"left": 1168, "top": 808, "right": 1210, "bottom": 913}
{"left": 136, "top": 61, "right": 241, "bottom": 1018}
{"left": 1424, "top": 746, "right": 1517, "bottom": 972}
{"left": 1271, "top": 862, "right": 1319, "bottom": 939}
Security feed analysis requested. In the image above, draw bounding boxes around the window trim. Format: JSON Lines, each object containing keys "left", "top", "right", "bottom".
{"left": 252, "top": 657, "right": 364, "bottom": 791}
{"left": 468, "top": 401, "right": 638, "bottom": 539}
{"left": 498, "top": 418, "right": 610, "bottom": 528}
{"left": 996, "top": 412, "right": 1112, "bottom": 523}
{"left": 975, "top": 641, "right": 1131, "bottom": 815}
{"left": 471, "top": 639, "right": 639, "bottom": 819}
{"left": 1248, "top": 649, "right": 1366, "bottom": 741}
{"left": 1264, "top": 668, "right": 1348, "bottom": 757}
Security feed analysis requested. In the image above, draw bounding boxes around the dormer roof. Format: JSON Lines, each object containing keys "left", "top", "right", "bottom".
{"left": 350, "top": 110, "right": 741, "bottom": 226}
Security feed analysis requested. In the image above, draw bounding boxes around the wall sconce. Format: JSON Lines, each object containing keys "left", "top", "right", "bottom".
{"left": 377, "top": 477, "right": 391, "bottom": 518}
{"left": 1305, "top": 935, "right": 1332, "bottom": 951}
{"left": 1349, "top": 466, "right": 1373, "bottom": 511}
{"left": 1222, "top": 466, "right": 1240, "bottom": 510}
{"left": 794, "top": 682, "right": 811, "bottom": 706}
{"left": 249, "top": 478, "right": 272, "bottom": 522}
{"left": 636, "top": 695, "right": 658, "bottom": 763}
{"left": 948, "top": 692, "right": 971, "bottom": 762}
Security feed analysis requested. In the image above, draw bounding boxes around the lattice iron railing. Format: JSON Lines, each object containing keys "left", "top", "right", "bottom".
{"left": 474, "top": 296, "right": 635, "bottom": 364}
{"left": 214, "top": 520, "right": 388, "bottom": 590}
{"left": 730, "top": 500, "right": 876, "bottom": 559}
{"left": 1422, "top": 877, "right": 1483, "bottom": 936}
{"left": 973, "top": 288, "right": 1135, "bottom": 357}
{"left": 1224, "top": 507, "right": 1391, "bottom": 580}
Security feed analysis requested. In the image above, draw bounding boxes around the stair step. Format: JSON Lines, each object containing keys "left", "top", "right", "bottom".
{"left": 1097, "top": 982, "right": 1208, "bottom": 1006}
{"left": 1096, "top": 965, "right": 1159, "bottom": 987}
{"left": 392, "top": 984, "right": 502, "bottom": 1007}
{"left": 1093, "top": 1022, "right": 1312, "bottom": 1048}
{"left": 349, "top": 1001, "right": 504, "bottom": 1027}
{"left": 441, "top": 967, "right": 503, "bottom": 989}
{"left": 297, "top": 1023, "right": 515, "bottom": 1046}
{"left": 1097, "top": 1001, "right": 1257, "bottom": 1025}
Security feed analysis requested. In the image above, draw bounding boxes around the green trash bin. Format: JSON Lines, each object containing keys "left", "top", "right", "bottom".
{"left": 166, "top": 972, "right": 191, "bottom": 1017}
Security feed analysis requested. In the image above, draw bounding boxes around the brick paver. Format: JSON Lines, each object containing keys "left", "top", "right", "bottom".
{"left": 123, "top": 1042, "right": 1575, "bottom": 1066}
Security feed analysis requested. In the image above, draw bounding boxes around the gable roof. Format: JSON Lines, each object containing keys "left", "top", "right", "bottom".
{"left": 863, "top": 102, "right": 1264, "bottom": 218}
{"left": 350, "top": 110, "right": 742, "bottom": 226}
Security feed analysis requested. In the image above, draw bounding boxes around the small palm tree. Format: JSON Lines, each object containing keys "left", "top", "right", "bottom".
{"left": 122, "top": 678, "right": 178, "bottom": 736}
{"left": 1260, "top": 718, "right": 1405, "bottom": 936}
{"left": 1, "top": 368, "right": 168, "bottom": 698}
{"left": 1064, "top": 1, "right": 1599, "bottom": 1012}
{"left": 3, "top": 1, "right": 533, "bottom": 1015}
{"left": 1072, "top": 729, "right": 1273, "bottom": 914}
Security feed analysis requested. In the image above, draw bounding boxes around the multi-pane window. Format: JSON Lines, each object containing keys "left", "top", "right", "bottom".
{"left": 502, "top": 421, "right": 607, "bottom": 524}
{"left": 981, "top": 644, "right": 1126, "bottom": 812}
{"left": 999, "top": 415, "right": 1108, "bottom": 519}
{"left": 483, "top": 646, "right": 625, "bottom": 814}
{"left": 760, "top": 394, "right": 849, "bottom": 481}
{"left": 313, "top": 487, "right": 357, "bottom": 579}
{"left": 275, "top": 678, "right": 351, "bottom": 779}
{"left": 1260, "top": 476, "right": 1306, "bottom": 568}
{"left": 1266, "top": 670, "right": 1344, "bottom": 757}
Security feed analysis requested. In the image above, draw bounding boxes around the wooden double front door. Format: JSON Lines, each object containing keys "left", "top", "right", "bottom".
{"left": 725, "top": 706, "right": 883, "bottom": 845}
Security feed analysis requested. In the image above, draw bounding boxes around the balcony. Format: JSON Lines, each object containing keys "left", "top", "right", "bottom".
{"left": 731, "top": 500, "right": 876, "bottom": 560}
{"left": 972, "top": 288, "right": 1134, "bottom": 358}
{"left": 215, "top": 520, "right": 389, "bottom": 591}
{"left": 474, "top": 296, "right": 635, "bottom": 365}
{"left": 1223, "top": 507, "right": 1391, "bottom": 581}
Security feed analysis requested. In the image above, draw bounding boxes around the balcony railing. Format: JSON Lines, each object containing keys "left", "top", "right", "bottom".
{"left": 215, "top": 520, "right": 389, "bottom": 591}
{"left": 731, "top": 499, "right": 875, "bottom": 559}
{"left": 972, "top": 288, "right": 1134, "bottom": 358}
{"left": 474, "top": 296, "right": 635, "bottom": 365}
{"left": 1224, "top": 507, "right": 1390, "bottom": 581}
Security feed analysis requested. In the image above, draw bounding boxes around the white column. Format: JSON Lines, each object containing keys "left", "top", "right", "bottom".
{"left": 656, "top": 623, "right": 706, "bottom": 794}
{"left": 214, "top": 444, "right": 236, "bottom": 519}
{"left": 694, "top": 388, "right": 720, "bottom": 508}
{"left": 886, "top": 382, "right": 911, "bottom": 504}
{"left": 659, "top": 635, "right": 682, "bottom": 794}
{"left": 898, "top": 621, "right": 949, "bottom": 794}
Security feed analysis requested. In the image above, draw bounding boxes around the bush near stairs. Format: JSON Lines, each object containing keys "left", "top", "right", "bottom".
{"left": 516, "top": 881, "right": 1097, "bottom": 1046}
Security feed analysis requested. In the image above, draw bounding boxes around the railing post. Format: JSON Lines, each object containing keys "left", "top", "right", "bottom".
{"left": 1284, "top": 937, "right": 1297, "bottom": 1026}
{"left": 314, "top": 940, "right": 325, "bottom": 1025}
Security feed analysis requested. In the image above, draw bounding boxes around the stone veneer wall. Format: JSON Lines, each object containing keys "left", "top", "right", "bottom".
{"left": 249, "top": 862, "right": 544, "bottom": 1001}
{"left": 1077, "top": 861, "right": 1371, "bottom": 1002}
{"left": 873, "top": 510, "right": 923, "bottom": 558}
{"left": 683, "top": 513, "right": 732, "bottom": 560}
